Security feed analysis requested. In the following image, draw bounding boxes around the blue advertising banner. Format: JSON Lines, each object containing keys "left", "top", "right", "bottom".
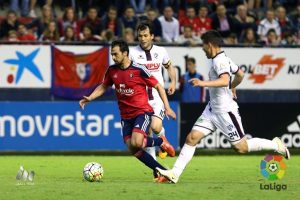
{"left": 0, "top": 102, "right": 179, "bottom": 151}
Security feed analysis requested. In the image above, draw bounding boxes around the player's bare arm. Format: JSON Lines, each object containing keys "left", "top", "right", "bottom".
{"left": 79, "top": 84, "right": 108, "bottom": 109}
{"left": 189, "top": 73, "right": 230, "bottom": 88}
{"left": 154, "top": 83, "right": 176, "bottom": 120}
{"left": 163, "top": 61, "right": 176, "bottom": 95}
{"left": 231, "top": 69, "right": 244, "bottom": 99}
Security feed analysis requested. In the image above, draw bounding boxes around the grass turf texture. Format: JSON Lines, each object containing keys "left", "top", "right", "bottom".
{"left": 0, "top": 155, "right": 299, "bottom": 200}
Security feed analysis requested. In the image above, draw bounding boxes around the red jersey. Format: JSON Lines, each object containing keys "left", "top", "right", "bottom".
{"left": 103, "top": 61, "right": 158, "bottom": 119}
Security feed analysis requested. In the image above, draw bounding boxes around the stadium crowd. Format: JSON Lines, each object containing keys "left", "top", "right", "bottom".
{"left": 0, "top": 0, "right": 299, "bottom": 46}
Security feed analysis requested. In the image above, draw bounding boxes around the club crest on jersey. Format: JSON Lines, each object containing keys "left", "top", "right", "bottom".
{"left": 154, "top": 53, "right": 158, "bottom": 58}
{"left": 113, "top": 73, "right": 118, "bottom": 78}
{"left": 129, "top": 73, "right": 134, "bottom": 78}
{"left": 138, "top": 55, "right": 144, "bottom": 59}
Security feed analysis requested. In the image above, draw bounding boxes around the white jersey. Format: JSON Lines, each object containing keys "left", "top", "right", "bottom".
{"left": 207, "top": 51, "right": 239, "bottom": 113}
{"left": 129, "top": 45, "right": 171, "bottom": 100}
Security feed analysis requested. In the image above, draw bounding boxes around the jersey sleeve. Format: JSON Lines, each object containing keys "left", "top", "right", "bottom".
{"left": 144, "top": 75, "right": 159, "bottom": 88}
{"left": 161, "top": 47, "right": 171, "bottom": 65}
{"left": 102, "top": 68, "right": 113, "bottom": 86}
{"left": 228, "top": 57, "right": 239, "bottom": 74}
{"left": 213, "top": 57, "right": 231, "bottom": 77}
{"left": 139, "top": 65, "right": 159, "bottom": 87}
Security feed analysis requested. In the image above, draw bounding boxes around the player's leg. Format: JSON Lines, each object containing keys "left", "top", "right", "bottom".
{"left": 157, "top": 106, "right": 216, "bottom": 183}
{"left": 215, "top": 109, "right": 290, "bottom": 159}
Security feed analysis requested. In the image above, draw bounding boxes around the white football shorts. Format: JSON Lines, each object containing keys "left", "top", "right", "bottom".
{"left": 149, "top": 97, "right": 165, "bottom": 120}
{"left": 192, "top": 105, "right": 245, "bottom": 144}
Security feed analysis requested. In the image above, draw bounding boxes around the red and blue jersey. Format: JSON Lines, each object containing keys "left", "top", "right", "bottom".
{"left": 103, "top": 61, "right": 158, "bottom": 119}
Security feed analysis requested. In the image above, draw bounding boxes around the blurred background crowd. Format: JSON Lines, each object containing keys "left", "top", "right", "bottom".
{"left": 0, "top": 0, "right": 299, "bottom": 46}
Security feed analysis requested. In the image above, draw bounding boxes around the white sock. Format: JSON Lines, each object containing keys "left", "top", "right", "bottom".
{"left": 157, "top": 127, "right": 165, "bottom": 137}
{"left": 173, "top": 143, "right": 196, "bottom": 177}
{"left": 246, "top": 138, "right": 278, "bottom": 152}
{"left": 144, "top": 147, "right": 156, "bottom": 160}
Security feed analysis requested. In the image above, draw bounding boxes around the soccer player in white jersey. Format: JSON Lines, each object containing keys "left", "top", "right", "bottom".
{"left": 129, "top": 22, "right": 177, "bottom": 163}
{"left": 156, "top": 30, "right": 290, "bottom": 183}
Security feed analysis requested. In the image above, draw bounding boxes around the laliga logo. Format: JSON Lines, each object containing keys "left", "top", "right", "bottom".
{"left": 259, "top": 154, "right": 287, "bottom": 191}
{"left": 260, "top": 154, "right": 286, "bottom": 180}
{"left": 248, "top": 55, "right": 285, "bottom": 84}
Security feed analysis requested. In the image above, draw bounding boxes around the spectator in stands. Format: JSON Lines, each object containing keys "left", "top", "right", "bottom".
{"left": 102, "top": 29, "right": 115, "bottom": 42}
{"left": 39, "top": 20, "right": 59, "bottom": 41}
{"left": 78, "top": 7, "right": 102, "bottom": 36}
{"left": 257, "top": 9, "right": 281, "bottom": 40}
{"left": 7, "top": 30, "right": 19, "bottom": 41}
{"left": 10, "top": 0, "right": 29, "bottom": 17}
{"left": 122, "top": 6, "right": 139, "bottom": 31}
{"left": 176, "top": 25, "right": 202, "bottom": 45}
{"left": 159, "top": 6, "right": 179, "bottom": 42}
{"left": 223, "top": 32, "right": 238, "bottom": 45}
{"left": 276, "top": 6, "right": 295, "bottom": 37}
{"left": 211, "top": 4, "right": 236, "bottom": 38}
{"left": 60, "top": 25, "right": 77, "bottom": 42}
{"left": 234, "top": 4, "right": 256, "bottom": 38}
{"left": 160, "top": 0, "right": 180, "bottom": 14}
{"left": 0, "top": 10, "right": 20, "bottom": 39}
{"left": 129, "top": 0, "right": 146, "bottom": 14}
{"left": 179, "top": 6, "right": 199, "bottom": 34}
{"left": 280, "top": 31, "right": 297, "bottom": 45}
{"left": 247, "top": 0, "right": 273, "bottom": 13}
{"left": 240, "top": 27, "right": 258, "bottom": 45}
{"left": 290, "top": 4, "right": 300, "bottom": 31}
{"left": 123, "top": 27, "right": 135, "bottom": 43}
{"left": 101, "top": 6, "right": 124, "bottom": 38}
{"left": 297, "top": 30, "right": 300, "bottom": 45}
{"left": 263, "top": 28, "right": 280, "bottom": 46}
{"left": 26, "top": 4, "right": 54, "bottom": 37}
{"left": 79, "top": 24, "right": 101, "bottom": 42}
{"left": 145, "top": 8, "right": 162, "bottom": 42}
{"left": 17, "top": 23, "right": 36, "bottom": 41}
{"left": 58, "top": 7, "right": 79, "bottom": 39}
{"left": 180, "top": 57, "right": 205, "bottom": 103}
{"left": 196, "top": 5, "right": 212, "bottom": 37}
{"left": 29, "top": 0, "right": 52, "bottom": 18}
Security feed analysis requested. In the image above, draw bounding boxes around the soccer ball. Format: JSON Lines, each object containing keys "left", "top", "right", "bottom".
{"left": 268, "top": 163, "right": 278, "bottom": 172}
{"left": 83, "top": 162, "right": 104, "bottom": 182}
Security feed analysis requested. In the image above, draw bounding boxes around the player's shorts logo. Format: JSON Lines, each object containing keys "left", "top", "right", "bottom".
{"left": 260, "top": 154, "right": 287, "bottom": 181}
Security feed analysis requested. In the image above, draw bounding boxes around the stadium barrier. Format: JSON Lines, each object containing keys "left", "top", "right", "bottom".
{"left": 0, "top": 45, "right": 299, "bottom": 90}
{"left": 0, "top": 101, "right": 179, "bottom": 152}
{"left": 180, "top": 103, "right": 300, "bottom": 149}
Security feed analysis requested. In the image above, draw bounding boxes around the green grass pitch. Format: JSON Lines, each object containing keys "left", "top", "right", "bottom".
{"left": 0, "top": 155, "right": 299, "bottom": 200}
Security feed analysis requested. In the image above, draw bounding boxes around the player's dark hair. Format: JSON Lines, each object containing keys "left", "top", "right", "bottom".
{"left": 187, "top": 57, "right": 196, "bottom": 64}
{"left": 201, "top": 30, "right": 223, "bottom": 46}
{"left": 137, "top": 22, "right": 154, "bottom": 35}
{"left": 111, "top": 39, "right": 129, "bottom": 55}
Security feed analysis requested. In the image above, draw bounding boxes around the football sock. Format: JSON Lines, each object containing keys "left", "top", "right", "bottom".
{"left": 246, "top": 138, "right": 278, "bottom": 152}
{"left": 134, "top": 150, "right": 166, "bottom": 170}
{"left": 173, "top": 143, "right": 196, "bottom": 178}
{"left": 154, "top": 127, "right": 165, "bottom": 137}
{"left": 144, "top": 147, "right": 156, "bottom": 160}
{"left": 145, "top": 137, "right": 163, "bottom": 147}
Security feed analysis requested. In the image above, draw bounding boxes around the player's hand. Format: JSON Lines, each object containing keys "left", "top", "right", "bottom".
{"left": 165, "top": 108, "right": 176, "bottom": 120}
{"left": 232, "top": 88, "right": 237, "bottom": 100}
{"left": 79, "top": 96, "right": 92, "bottom": 110}
{"left": 167, "top": 82, "right": 176, "bottom": 95}
{"left": 188, "top": 78, "right": 205, "bottom": 87}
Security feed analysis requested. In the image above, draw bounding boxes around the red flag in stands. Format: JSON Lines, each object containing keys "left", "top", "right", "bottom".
{"left": 51, "top": 46, "right": 109, "bottom": 99}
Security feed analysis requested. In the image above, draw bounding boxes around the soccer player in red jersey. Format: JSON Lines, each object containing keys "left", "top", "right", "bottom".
{"left": 79, "top": 40, "right": 176, "bottom": 182}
